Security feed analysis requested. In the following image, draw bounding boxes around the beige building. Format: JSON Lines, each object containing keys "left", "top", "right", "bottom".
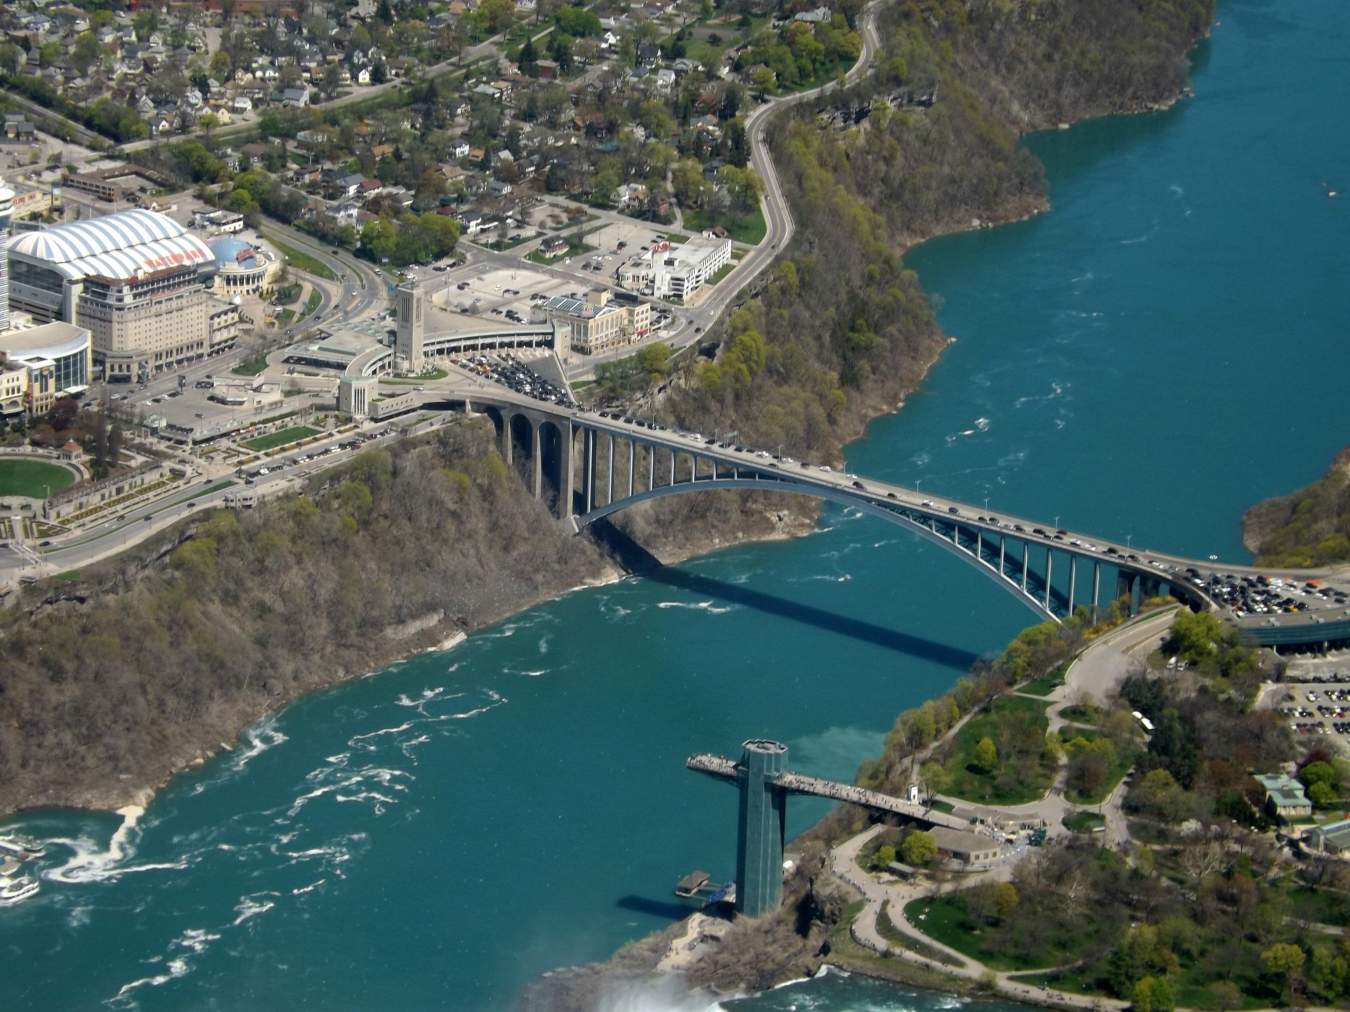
{"left": 537, "top": 289, "right": 652, "bottom": 355}
{"left": 0, "top": 321, "right": 92, "bottom": 417}
{"left": 0, "top": 358, "right": 27, "bottom": 418}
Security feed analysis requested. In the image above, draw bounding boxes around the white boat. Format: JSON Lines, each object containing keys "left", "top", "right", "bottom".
{"left": 0, "top": 835, "right": 46, "bottom": 860}
{"left": 0, "top": 872, "right": 39, "bottom": 906}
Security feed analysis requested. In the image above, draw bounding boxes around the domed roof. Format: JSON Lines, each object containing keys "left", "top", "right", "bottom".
{"left": 3, "top": 208, "right": 212, "bottom": 281}
{"left": 208, "top": 236, "right": 261, "bottom": 269}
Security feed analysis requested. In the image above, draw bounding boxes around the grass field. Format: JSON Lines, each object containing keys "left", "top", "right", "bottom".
{"left": 906, "top": 893, "right": 1108, "bottom": 972}
{"left": 298, "top": 289, "right": 323, "bottom": 320}
{"left": 232, "top": 351, "right": 270, "bottom": 377}
{"left": 241, "top": 426, "right": 321, "bottom": 452}
{"left": 0, "top": 458, "right": 76, "bottom": 498}
{"left": 262, "top": 233, "right": 337, "bottom": 281}
{"left": 1063, "top": 810, "right": 1106, "bottom": 834}
{"left": 682, "top": 206, "right": 767, "bottom": 245}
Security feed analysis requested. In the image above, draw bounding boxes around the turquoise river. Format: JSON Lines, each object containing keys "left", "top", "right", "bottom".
{"left": 4, "top": 2, "right": 1349, "bottom": 1009}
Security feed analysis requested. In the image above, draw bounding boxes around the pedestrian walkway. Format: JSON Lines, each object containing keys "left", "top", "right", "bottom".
{"left": 828, "top": 826, "right": 1128, "bottom": 1010}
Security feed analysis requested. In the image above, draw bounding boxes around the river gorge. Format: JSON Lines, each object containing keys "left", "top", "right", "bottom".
{"left": 3, "top": 2, "right": 1350, "bottom": 1010}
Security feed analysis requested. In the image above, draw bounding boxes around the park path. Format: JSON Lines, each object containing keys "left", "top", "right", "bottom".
{"left": 829, "top": 826, "right": 1128, "bottom": 1010}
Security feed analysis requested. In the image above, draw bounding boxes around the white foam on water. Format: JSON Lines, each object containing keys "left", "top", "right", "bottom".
{"left": 538, "top": 634, "right": 551, "bottom": 656}
{"left": 655, "top": 599, "right": 737, "bottom": 615}
{"left": 973, "top": 416, "right": 990, "bottom": 432}
{"left": 177, "top": 928, "right": 221, "bottom": 955}
{"left": 47, "top": 804, "right": 189, "bottom": 884}
{"left": 232, "top": 892, "right": 278, "bottom": 927}
{"left": 107, "top": 961, "right": 189, "bottom": 1007}
{"left": 292, "top": 878, "right": 326, "bottom": 895}
{"left": 910, "top": 451, "right": 931, "bottom": 467}
{"left": 230, "top": 718, "right": 288, "bottom": 772}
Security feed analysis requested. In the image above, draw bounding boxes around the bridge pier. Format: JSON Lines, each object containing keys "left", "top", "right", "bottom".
{"left": 607, "top": 434, "right": 614, "bottom": 506}
{"left": 736, "top": 740, "right": 789, "bottom": 918}
{"left": 647, "top": 445, "right": 655, "bottom": 492}
{"left": 583, "top": 428, "right": 595, "bottom": 513}
{"left": 1022, "top": 542, "right": 1030, "bottom": 592}
{"left": 500, "top": 414, "right": 513, "bottom": 465}
{"left": 1044, "top": 548, "right": 1054, "bottom": 612}
{"left": 531, "top": 423, "right": 542, "bottom": 499}
{"left": 1117, "top": 570, "right": 1141, "bottom": 616}
{"left": 1068, "top": 556, "right": 1077, "bottom": 616}
{"left": 1091, "top": 561, "right": 1101, "bottom": 622}
{"left": 999, "top": 537, "right": 1006, "bottom": 579}
{"left": 628, "top": 439, "right": 635, "bottom": 498}
{"left": 559, "top": 420, "right": 575, "bottom": 519}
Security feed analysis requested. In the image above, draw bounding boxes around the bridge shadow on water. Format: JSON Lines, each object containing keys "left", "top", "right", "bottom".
{"left": 590, "top": 518, "right": 982, "bottom": 671}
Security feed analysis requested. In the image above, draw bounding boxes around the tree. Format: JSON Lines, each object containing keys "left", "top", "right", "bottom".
{"left": 901, "top": 830, "right": 937, "bottom": 866}
{"left": 1309, "top": 780, "right": 1336, "bottom": 806}
{"left": 872, "top": 843, "right": 896, "bottom": 868}
{"left": 992, "top": 881, "right": 1019, "bottom": 920}
{"left": 1167, "top": 610, "right": 1223, "bottom": 664}
{"left": 973, "top": 736, "right": 998, "bottom": 773}
{"left": 1132, "top": 976, "right": 1174, "bottom": 1012}
{"left": 1262, "top": 942, "right": 1306, "bottom": 999}
{"left": 1207, "top": 980, "right": 1242, "bottom": 1012}
{"left": 518, "top": 36, "right": 539, "bottom": 75}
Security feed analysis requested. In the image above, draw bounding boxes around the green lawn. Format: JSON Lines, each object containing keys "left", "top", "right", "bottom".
{"left": 877, "top": 901, "right": 964, "bottom": 966}
{"left": 1288, "top": 884, "right": 1350, "bottom": 927}
{"left": 241, "top": 425, "right": 321, "bottom": 452}
{"left": 1020, "top": 661, "right": 1068, "bottom": 697}
{"left": 682, "top": 206, "right": 767, "bottom": 245}
{"left": 0, "top": 458, "right": 76, "bottom": 498}
{"left": 232, "top": 351, "right": 270, "bottom": 377}
{"left": 936, "top": 695, "right": 1055, "bottom": 805}
{"left": 1063, "top": 810, "right": 1106, "bottom": 834}
{"left": 704, "top": 262, "right": 736, "bottom": 287}
{"left": 262, "top": 233, "right": 337, "bottom": 281}
{"left": 526, "top": 231, "right": 598, "bottom": 265}
{"left": 1017, "top": 960, "right": 1276, "bottom": 1010}
{"left": 298, "top": 289, "right": 322, "bottom": 320}
{"left": 1059, "top": 703, "right": 1101, "bottom": 725}
{"left": 905, "top": 893, "right": 1104, "bottom": 972}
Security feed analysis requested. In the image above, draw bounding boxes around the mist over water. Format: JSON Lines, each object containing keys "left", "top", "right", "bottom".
{"left": 4, "top": 3, "right": 1350, "bottom": 1009}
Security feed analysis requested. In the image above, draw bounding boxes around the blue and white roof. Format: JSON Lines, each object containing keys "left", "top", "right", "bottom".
{"left": 2, "top": 208, "right": 214, "bottom": 283}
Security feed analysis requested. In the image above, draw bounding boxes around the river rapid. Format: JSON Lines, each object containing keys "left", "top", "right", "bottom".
{"left": 4, "top": 2, "right": 1350, "bottom": 1009}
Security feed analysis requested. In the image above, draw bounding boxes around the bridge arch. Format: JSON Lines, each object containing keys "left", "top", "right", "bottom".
{"left": 577, "top": 476, "right": 1067, "bottom": 623}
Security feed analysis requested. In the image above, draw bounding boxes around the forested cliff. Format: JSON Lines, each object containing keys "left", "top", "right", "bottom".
{"left": 613, "top": 0, "right": 1212, "bottom": 556}
{"left": 0, "top": 422, "right": 610, "bottom": 814}
{"left": 1242, "top": 446, "right": 1350, "bottom": 567}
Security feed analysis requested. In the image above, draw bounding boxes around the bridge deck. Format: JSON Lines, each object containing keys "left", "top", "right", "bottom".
{"left": 687, "top": 754, "right": 978, "bottom": 833}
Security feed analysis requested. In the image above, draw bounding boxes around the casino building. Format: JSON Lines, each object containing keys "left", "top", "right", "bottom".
{"left": 2, "top": 209, "right": 236, "bottom": 382}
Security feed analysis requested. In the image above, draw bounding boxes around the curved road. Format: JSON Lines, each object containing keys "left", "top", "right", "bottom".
{"left": 692, "top": 0, "right": 886, "bottom": 327}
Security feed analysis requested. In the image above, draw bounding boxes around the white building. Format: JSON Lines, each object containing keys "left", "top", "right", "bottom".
{"left": 2, "top": 209, "right": 224, "bottom": 382}
{"left": 617, "top": 236, "right": 731, "bottom": 301}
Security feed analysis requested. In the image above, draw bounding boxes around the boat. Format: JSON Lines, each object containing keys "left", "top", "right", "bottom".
{"left": 0, "top": 871, "right": 39, "bottom": 906}
{"left": 0, "top": 835, "right": 46, "bottom": 860}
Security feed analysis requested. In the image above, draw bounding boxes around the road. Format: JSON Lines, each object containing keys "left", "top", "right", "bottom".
{"left": 7, "top": 415, "right": 449, "bottom": 578}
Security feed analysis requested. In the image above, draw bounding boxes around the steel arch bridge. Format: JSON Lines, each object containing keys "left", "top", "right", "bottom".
{"left": 446, "top": 387, "right": 1350, "bottom": 645}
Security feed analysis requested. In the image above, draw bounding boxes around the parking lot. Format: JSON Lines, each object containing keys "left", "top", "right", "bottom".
{"left": 1201, "top": 571, "right": 1350, "bottom": 619}
{"left": 462, "top": 353, "right": 575, "bottom": 408}
{"left": 1274, "top": 678, "right": 1350, "bottom": 749}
